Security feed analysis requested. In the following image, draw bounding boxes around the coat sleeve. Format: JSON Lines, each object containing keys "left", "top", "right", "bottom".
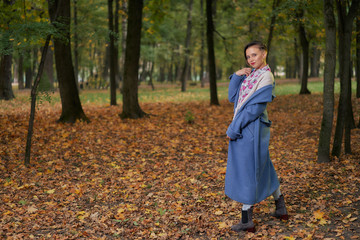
{"left": 228, "top": 73, "right": 246, "bottom": 103}
{"left": 226, "top": 102, "right": 267, "bottom": 140}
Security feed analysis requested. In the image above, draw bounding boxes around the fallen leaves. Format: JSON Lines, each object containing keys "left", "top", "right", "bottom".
{"left": 0, "top": 93, "right": 360, "bottom": 239}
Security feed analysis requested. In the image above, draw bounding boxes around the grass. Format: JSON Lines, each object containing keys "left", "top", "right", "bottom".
{"left": 4, "top": 78, "right": 357, "bottom": 107}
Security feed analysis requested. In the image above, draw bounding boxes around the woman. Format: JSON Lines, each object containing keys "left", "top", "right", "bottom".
{"left": 225, "top": 41, "right": 288, "bottom": 233}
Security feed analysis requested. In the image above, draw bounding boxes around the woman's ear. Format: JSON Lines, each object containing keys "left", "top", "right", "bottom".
{"left": 262, "top": 50, "right": 268, "bottom": 60}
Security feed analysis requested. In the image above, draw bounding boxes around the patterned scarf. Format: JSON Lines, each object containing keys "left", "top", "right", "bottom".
{"left": 233, "top": 65, "right": 271, "bottom": 119}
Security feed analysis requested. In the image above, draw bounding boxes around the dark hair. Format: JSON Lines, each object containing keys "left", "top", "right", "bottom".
{"left": 244, "top": 41, "right": 267, "bottom": 60}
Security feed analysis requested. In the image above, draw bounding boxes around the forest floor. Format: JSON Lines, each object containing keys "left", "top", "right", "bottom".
{"left": 1, "top": 93, "right": 360, "bottom": 239}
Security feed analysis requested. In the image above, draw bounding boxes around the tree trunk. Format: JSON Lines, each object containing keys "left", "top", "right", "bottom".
{"left": 25, "top": 35, "right": 52, "bottom": 166}
{"left": 310, "top": 44, "right": 320, "bottom": 77}
{"left": 102, "top": 46, "right": 110, "bottom": 88}
{"left": 108, "top": 0, "right": 116, "bottom": 105}
{"left": 298, "top": 10, "right": 311, "bottom": 94}
{"left": 18, "top": 53, "right": 24, "bottom": 89}
{"left": 0, "top": 54, "right": 15, "bottom": 100}
{"left": 48, "top": 0, "right": 89, "bottom": 123}
{"left": 357, "top": 16, "right": 360, "bottom": 128}
{"left": 318, "top": 0, "right": 336, "bottom": 163}
{"left": 200, "top": 0, "right": 205, "bottom": 88}
{"left": 25, "top": 49, "right": 33, "bottom": 89}
{"left": 248, "top": 0, "right": 260, "bottom": 40}
{"left": 356, "top": 16, "right": 360, "bottom": 100}
{"left": 73, "top": 0, "right": 79, "bottom": 87}
{"left": 206, "top": 0, "right": 219, "bottom": 106}
{"left": 168, "top": 50, "right": 174, "bottom": 82}
{"left": 119, "top": 0, "right": 146, "bottom": 119}
{"left": 119, "top": 0, "right": 127, "bottom": 91}
{"left": 149, "top": 61, "right": 155, "bottom": 90}
{"left": 114, "top": 0, "right": 120, "bottom": 89}
{"left": 332, "top": 0, "right": 359, "bottom": 157}
{"left": 267, "top": 0, "right": 281, "bottom": 61}
{"left": 180, "top": 0, "right": 194, "bottom": 92}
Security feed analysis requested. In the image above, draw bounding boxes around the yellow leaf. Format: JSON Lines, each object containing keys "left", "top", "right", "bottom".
{"left": 319, "top": 218, "right": 328, "bottom": 225}
{"left": 46, "top": 189, "right": 55, "bottom": 194}
{"left": 218, "top": 222, "right": 228, "bottom": 229}
{"left": 314, "top": 210, "right": 324, "bottom": 220}
{"left": 284, "top": 237, "right": 295, "bottom": 240}
{"left": 215, "top": 210, "right": 223, "bottom": 215}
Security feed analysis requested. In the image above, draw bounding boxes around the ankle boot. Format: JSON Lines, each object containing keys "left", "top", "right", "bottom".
{"left": 271, "top": 194, "right": 289, "bottom": 220}
{"left": 231, "top": 207, "right": 255, "bottom": 232}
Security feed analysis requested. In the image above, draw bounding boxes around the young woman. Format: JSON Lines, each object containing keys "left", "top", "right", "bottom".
{"left": 225, "top": 41, "right": 289, "bottom": 232}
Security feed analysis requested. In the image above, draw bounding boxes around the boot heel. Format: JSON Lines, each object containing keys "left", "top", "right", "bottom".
{"left": 280, "top": 214, "right": 289, "bottom": 220}
{"left": 246, "top": 227, "right": 256, "bottom": 233}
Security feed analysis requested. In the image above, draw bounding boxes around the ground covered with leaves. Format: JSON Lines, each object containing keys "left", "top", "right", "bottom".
{"left": 1, "top": 93, "right": 360, "bottom": 239}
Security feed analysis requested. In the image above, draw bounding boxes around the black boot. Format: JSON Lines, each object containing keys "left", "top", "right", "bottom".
{"left": 271, "top": 195, "right": 289, "bottom": 220}
{"left": 231, "top": 207, "right": 255, "bottom": 232}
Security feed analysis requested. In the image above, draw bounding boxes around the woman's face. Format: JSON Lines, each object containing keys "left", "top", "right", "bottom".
{"left": 245, "top": 46, "right": 267, "bottom": 70}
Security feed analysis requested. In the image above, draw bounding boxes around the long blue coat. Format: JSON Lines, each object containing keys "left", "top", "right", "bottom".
{"left": 225, "top": 73, "right": 280, "bottom": 205}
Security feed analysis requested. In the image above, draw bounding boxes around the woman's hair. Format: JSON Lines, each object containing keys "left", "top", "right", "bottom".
{"left": 244, "top": 41, "right": 267, "bottom": 60}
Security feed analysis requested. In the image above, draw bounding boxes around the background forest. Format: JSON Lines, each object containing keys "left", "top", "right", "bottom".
{"left": 1, "top": 0, "right": 327, "bottom": 91}
{"left": 1, "top": 0, "right": 360, "bottom": 239}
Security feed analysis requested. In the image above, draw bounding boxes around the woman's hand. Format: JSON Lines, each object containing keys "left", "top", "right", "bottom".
{"left": 235, "top": 68, "right": 252, "bottom": 77}
{"left": 227, "top": 136, "right": 233, "bottom": 141}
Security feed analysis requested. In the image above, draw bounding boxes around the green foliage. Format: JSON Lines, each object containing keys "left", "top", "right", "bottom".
{"left": 36, "top": 90, "right": 53, "bottom": 106}
{"left": 0, "top": 0, "right": 55, "bottom": 55}
{"left": 185, "top": 110, "right": 195, "bottom": 124}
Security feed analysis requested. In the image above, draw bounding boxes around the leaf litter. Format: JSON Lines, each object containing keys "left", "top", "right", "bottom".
{"left": 0, "top": 93, "right": 359, "bottom": 239}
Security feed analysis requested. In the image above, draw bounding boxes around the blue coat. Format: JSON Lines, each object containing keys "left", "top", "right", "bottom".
{"left": 225, "top": 73, "right": 280, "bottom": 205}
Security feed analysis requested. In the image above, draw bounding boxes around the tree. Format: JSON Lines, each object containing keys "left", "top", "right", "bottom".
{"left": 332, "top": 0, "right": 359, "bottom": 157}
{"left": 0, "top": 0, "right": 15, "bottom": 100}
{"left": 48, "top": 0, "right": 89, "bottom": 123}
{"left": 357, "top": 16, "right": 360, "bottom": 127}
{"left": 318, "top": 0, "right": 336, "bottom": 163}
{"left": 297, "top": 8, "right": 311, "bottom": 94}
{"left": 17, "top": 53, "right": 24, "bottom": 89}
{"left": 119, "top": 0, "right": 146, "bottom": 119}
{"left": 180, "top": 0, "right": 194, "bottom": 92}
{"left": 108, "top": 0, "right": 116, "bottom": 105}
{"left": 267, "top": 0, "right": 281, "bottom": 61}
{"left": 206, "top": 0, "right": 219, "bottom": 106}
{"left": 73, "top": 0, "right": 79, "bottom": 86}
{"left": 200, "top": 0, "right": 205, "bottom": 88}
{"left": 25, "top": 35, "right": 52, "bottom": 166}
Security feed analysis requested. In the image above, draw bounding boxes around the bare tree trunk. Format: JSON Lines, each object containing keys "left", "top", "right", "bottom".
{"left": 48, "top": 0, "right": 89, "bottom": 123}
{"left": 267, "top": 0, "right": 281, "bottom": 61}
{"left": 149, "top": 61, "right": 155, "bottom": 90}
{"left": 119, "top": 0, "right": 146, "bottom": 119}
{"left": 180, "top": 0, "right": 194, "bottom": 92}
{"left": 108, "top": 0, "right": 116, "bottom": 105}
{"left": 73, "top": 0, "right": 79, "bottom": 88}
{"left": 206, "top": 0, "right": 219, "bottom": 106}
{"left": 356, "top": 16, "right": 360, "bottom": 127}
{"left": 332, "top": 0, "right": 359, "bottom": 157}
{"left": 114, "top": 0, "right": 120, "bottom": 89}
{"left": 200, "top": 0, "right": 205, "bottom": 88}
{"left": 119, "top": 0, "right": 127, "bottom": 92}
{"left": 318, "top": 0, "right": 336, "bottom": 163}
{"left": 25, "top": 35, "right": 52, "bottom": 167}
{"left": 294, "top": 38, "right": 300, "bottom": 79}
{"left": 297, "top": 9, "right": 311, "bottom": 94}
{"left": 25, "top": 49, "right": 33, "bottom": 89}
{"left": 310, "top": 44, "right": 320, "bottom": 77}
{"left": 18, "top": 53, "right": 24, "bottom": 89}
{"left": 0, "top": 54, "right": 15, "bottom": 100}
